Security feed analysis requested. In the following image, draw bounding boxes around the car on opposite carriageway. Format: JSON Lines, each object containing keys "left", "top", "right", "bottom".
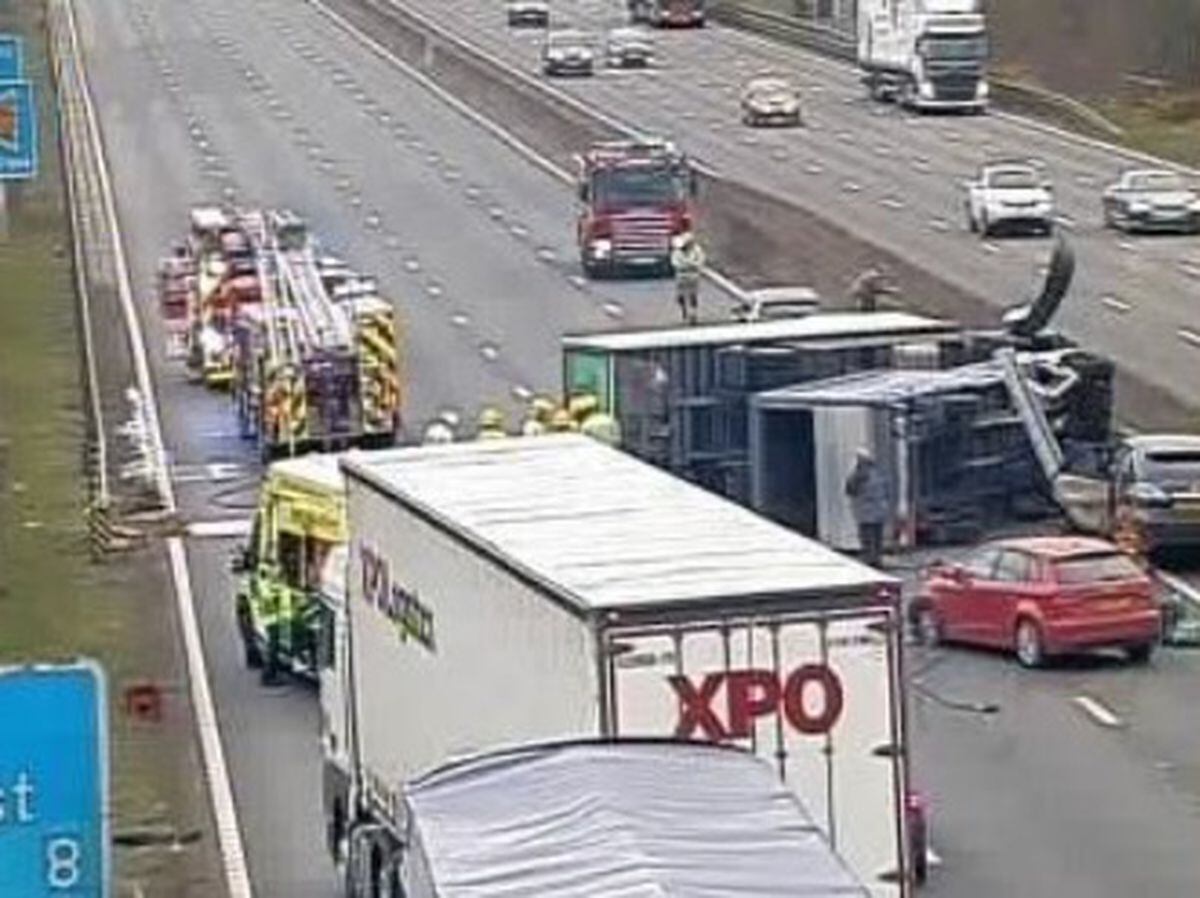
{"left": 1101, "top": 169, "right": 1200, "bottom": 234}
{"left": 740, "top": 76, "right": 803, "bottom": 127}
{"left": 964, "top": 160, "right": 1055, "bottom": 237}
{"left": 912, "top": 536, "right": 1161, "bottom": 668}
{"left": 506, "top": 0, "right": 549, "bottom": 27}
{"left": 541, "top": 29, "right": 596, "bottom": 77}
{"left": 604, "top": 26, "right": 654, "bottom": 68}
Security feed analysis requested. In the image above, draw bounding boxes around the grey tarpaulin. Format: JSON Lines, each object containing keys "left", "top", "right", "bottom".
{"left": 402, "top": 740, "right": 871, "bottom": 897}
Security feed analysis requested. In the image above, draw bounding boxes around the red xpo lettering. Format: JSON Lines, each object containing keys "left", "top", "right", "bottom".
{"left": 668, "top": 665, "right": 844, "bottom": 741}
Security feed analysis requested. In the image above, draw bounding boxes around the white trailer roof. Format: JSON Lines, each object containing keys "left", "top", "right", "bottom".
{"left": 562, "top": 311, "right": 956, "bottom": 353}
{"left": 406, "top": 740, "right": 870, "bottom": 898}
{"left": 342, "top": 436, "right": 892, "bottom": 614}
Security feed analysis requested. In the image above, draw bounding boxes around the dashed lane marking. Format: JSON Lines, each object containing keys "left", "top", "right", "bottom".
{"left": 1073, "top": 695, "right": 1124, "bottom": 729}
{"left": 187, "top": 519, "right": 253, "bottom": 539}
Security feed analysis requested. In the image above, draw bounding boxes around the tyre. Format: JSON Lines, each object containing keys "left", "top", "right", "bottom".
{"left": 916, "top": 606, "right": 943, "bottom": 647}
{"left": 1126, "top": 642, "right": 1155, "bottom": 665}
{"left": 979, "top": 212, "right": 991, "bottom": 238}
{"left": 1015, "top": 618, "right": 1045, "bottom": 668}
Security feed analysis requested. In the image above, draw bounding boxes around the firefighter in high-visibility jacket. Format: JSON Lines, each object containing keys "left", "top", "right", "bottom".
{"left": 477, "top": 407, "right": 507, "bottom": 440}
{"left": 521, "top": 396, "right": 556, "bottom": 436}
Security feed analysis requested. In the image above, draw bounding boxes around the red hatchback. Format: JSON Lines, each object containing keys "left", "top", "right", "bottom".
{"left": 914, "top": 537, "right": 1161, "bottom": 667}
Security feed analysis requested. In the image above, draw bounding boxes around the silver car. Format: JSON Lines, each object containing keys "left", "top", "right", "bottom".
{"left": 541, "top": 30, "right": 595, "bottom": 77}
{"left": 605, "top": 27, "right": 654, "bottom": 68}
{"left": 1102, "top": 169, "right": 1200, "bottom": 234}
{"left": 741, "top": 76, "right": 803, "bottom": 127}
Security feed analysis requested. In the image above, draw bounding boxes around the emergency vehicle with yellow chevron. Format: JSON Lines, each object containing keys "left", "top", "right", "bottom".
{"left": 224, "top": 209, "right": 401, "bottom": 460}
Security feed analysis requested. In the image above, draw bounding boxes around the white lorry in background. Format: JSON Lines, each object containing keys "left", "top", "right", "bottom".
{"left": 858, "top": 0, "right": 989, "bottom": 112}
{"left": 322, "top": 436, "right": 913, "bottom": 897}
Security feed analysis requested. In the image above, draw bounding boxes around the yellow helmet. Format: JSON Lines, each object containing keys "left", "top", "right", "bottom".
{"left": 568, "top": 394, "right": 599, "bottom": 422}
{"left": 549, "top": 408, "right": 577, "bottom": 432}
{"left": 478, "top": 407, "right": 504, "bottom": 430}
{"left": 529, "top": 396, "right": 557, "bottom": 422}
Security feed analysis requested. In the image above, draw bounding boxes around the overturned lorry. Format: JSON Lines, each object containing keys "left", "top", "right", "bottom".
{"left": 560, "top": 239, "right": 1115, "bottom": 548}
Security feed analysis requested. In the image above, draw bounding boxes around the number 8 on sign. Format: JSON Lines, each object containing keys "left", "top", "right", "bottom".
{"left": 46, "top": 836, "right": 83, "bottom": 890}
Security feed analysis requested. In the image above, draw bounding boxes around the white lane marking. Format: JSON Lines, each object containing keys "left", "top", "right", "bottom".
{"left": 1101, "top": 295, "right": 1133, "bottom": 313}
{"left": 927, "top": 846, "right": 944, "bottom": 868}
{"left": 1073, "top": 695, "right": 1124, "bottom": 729}
{"left": 310, "top": 0, "right": 747, "bottom": 300}
{"left": 1178, "top": 328, "right": 1200, "bottom": 348}
{"left": 61, "top": 1, "right": 253, "bottom": 895}
{"left": 188, "top": 519, "right": 253, "bottom": 539}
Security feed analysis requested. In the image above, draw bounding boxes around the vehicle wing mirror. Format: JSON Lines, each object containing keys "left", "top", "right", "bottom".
{"left": 947, "top": 564, "right": 971, "bottom": 585}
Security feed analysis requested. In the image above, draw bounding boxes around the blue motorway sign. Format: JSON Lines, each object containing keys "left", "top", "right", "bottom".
{"left": 0, "top": 80, "right": 37, "bottom": 180}
{"left": 0, "top": 36, "right": 23, "bottom": 81}
{"left": 0, "top": 662, "right": 109, "bottom": 898}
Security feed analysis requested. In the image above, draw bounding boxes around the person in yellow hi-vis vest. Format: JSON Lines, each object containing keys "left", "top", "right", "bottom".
{"left": 580, "top": 411, "right": 622, "bottom": 446}
{"left": 548, "top": 408, "right": 578, "bottom": 433}
{"left": 521, "top": 396, "right": 557, "bottom": 436}
{"left": 259, "top": 571, "right": 291, "bottom": 685}
{"left": 477, "top": 407, "right": 508, "bottom": 440}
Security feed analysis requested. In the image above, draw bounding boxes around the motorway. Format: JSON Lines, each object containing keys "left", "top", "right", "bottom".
{"left": 72, "top": 0, "right": 1200, "bottom": 896}
{"left": 379, "top": 0, "right": 1200, "bottom": 423}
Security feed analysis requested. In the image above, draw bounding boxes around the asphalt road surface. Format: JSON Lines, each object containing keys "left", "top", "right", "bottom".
{"left": 392, "top": 0, "right": 1200, "bottom": 420}
{"left": 75, "top": 0, "right": 1200, "bottom": 895}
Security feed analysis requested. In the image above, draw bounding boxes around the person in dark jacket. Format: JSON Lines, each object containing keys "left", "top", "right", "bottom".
{"left": 845, "top": 447, "right": 889, "bottom": 567}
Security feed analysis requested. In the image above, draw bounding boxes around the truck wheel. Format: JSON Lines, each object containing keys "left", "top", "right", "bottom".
{"left": 1015, "top": 619, "right": 1045, "bottom": 668}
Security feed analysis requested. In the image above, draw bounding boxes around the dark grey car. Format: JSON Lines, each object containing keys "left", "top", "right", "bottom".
{"left": 1113, "top": 435, "right": 1200, "bottom": 554}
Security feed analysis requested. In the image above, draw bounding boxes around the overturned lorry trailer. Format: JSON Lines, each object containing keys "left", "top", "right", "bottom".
{"left": 562, "top": 311, "right": 964, "bottom": 501}
{"left": 397, "top": 740, "right": 870, "bottom": 897}
{"left": 751, "top": 362, "right": 1039, "bottom": 551}
{"left": 331, "top": 436, "right": 913, "bottom": 896}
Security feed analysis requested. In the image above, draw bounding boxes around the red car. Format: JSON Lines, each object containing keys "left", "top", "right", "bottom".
{"left": 913, "top": 537, "right": 1161, "bottom": 667}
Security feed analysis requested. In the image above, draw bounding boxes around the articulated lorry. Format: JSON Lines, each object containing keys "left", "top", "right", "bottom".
{"left": 858, "top": 0, "right": 989, "bottom": 111}
{"left": 324, "top": 436, "right": 913, "bottom": 896}
{"left": 363, "top": 739, "right": 870, "bottom": 897}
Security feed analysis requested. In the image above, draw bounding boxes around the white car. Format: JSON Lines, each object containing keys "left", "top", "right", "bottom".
{"left": 732, "top": 286, "right": 820, "bottom": 322}
{"left": 541, "top": 30, "right": 595, "bottom": 76}
{"left": 965, "top": 161, "right": 1055, "bottom": 237}
{"left": 1101, "top": 169, "right": 1200, "bottom": 234}
{"left": 506, "top": 0, "right": 549, "bottom": 27}
{"left": 605, "top": 27, "right": 653, "bottom": 68}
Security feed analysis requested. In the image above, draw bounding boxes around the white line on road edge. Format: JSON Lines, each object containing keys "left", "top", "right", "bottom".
{"left": 1073, "top": 695, "right": 1124, "bottom": 729}
{"left": 60, "top": 1, "right": 253, "bottom": 895}
{"left": 927, "top": 846, "right": 944, "bottom": 868}
{"left": 308, "top": 0, "right": 749, "bottom": 302}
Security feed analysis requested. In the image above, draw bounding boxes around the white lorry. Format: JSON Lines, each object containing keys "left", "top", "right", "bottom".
{"left": 323, "top": 435, "right": 913, "bottom": 896}
{"left": 858, "top": 0, "right": 989, "bottom": 112}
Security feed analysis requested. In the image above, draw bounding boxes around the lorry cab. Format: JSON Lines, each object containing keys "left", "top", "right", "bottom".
{"left": 575, "top": 139, "right": 697, "bottom": 277}
{"left": 859, "top": 0, "right": 989, "bottom": 111}
{"left": 235, "top": 453, "right": 347, "bottom": 682}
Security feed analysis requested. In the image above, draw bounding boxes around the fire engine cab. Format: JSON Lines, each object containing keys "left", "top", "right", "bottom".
{"left": 575, "top": 139, "right": 697, "bottom": 278}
